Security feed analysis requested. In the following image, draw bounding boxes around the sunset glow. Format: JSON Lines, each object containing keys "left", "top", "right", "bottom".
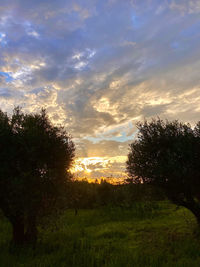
{"left": 71, "top": 156, "right": 127, "bottom": 178}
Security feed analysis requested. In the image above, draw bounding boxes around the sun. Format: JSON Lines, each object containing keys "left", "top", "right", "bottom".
{"left": 71, "top": 157, "right": 108, "bottom": 174}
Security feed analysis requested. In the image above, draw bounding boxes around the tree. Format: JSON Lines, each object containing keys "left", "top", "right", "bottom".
{"left": 0, "top": 107, "right": 75, "bottom": 247}
{"left": 97, "top": 179, "right": 113, "bottom": 206}
{"left": 126, "top": 119, "right": 200, "bottom": 224}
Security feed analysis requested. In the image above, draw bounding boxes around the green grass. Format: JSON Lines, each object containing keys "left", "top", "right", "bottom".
{"left": 1, "top": 201, "right": 200, "bottom": 266}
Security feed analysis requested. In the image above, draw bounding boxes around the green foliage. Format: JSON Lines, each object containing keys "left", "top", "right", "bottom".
{"left": 0, "top": 202, "right": 200, "bottom": 266}
{"left": 0, "top": 107, "right": 75, "bottom": 246}
{"left": 127, "top": 119, "right": 200, "bottom": 223}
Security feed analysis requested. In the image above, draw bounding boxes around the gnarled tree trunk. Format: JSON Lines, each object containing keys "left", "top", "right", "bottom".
{"left": 9, "top": 214, "right": 38, "bottom": 247}
{"left": 10, "top": 216, "right": 25, "bottom": 247}
{"left": 186, "top": 202, "right": 200, "bottom": 225}
{"left": 25, "top": 215, "right": 38, "bottom": 246}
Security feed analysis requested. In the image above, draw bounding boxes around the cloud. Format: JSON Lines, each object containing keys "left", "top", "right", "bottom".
{"left": 72, "top": 155, "right": 127, "bottom": 178}
{"left": 75, "top": 139, "right": 130, "bottom": 157}
{"left": 0, "top": 0, "right": 200, "bottom": 177}
{"left": 169, "top": 0, "right": 200, "bottom": 15}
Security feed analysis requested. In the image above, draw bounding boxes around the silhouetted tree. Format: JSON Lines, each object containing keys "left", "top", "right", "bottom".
{"left": 0, "top": 107, "right": 75, "bottom": 247}
{"left": 127, "top": 119, "right": 200, "bottom": 224}
{"left": 71, "top": 179, "right": 99, "bottom": 210}
{"left": 97, "top": 179, "right": 113, "bottom": 206}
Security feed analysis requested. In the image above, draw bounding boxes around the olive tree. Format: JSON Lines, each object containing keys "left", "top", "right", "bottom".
{"left": 0, "top": 107, "right": 75, "bottom": 246}
{"left": 127, "top": 119, "right": 200, "bottom": 224}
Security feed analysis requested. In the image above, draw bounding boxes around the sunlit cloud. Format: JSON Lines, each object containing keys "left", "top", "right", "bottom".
{"left": 71, "top": 156, "right": 127, "bottom": 178}
{"left": 0, "top": 0, "right": 200, "bottom": 179}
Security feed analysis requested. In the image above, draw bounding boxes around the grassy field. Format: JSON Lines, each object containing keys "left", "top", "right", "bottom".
{"left": 0, "top": 201, "right": 200, "bottom": 266}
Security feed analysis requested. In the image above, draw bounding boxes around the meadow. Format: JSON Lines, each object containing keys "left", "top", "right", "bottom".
{"left": 1, "top": 201, "right": 200, "bottom": 267}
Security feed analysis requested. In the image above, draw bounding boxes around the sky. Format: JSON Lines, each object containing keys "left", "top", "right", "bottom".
{"left": 0, "top": 0, "right": 200, "bottom": 179}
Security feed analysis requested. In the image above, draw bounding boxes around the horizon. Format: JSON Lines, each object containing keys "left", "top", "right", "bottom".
{"left": 0, "top": 0, "right": 200, "bottom": 179}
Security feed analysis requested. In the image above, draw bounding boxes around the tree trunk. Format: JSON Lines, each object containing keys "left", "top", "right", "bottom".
{"left": 24, "top": 215, "right": 38, "bottom": 246}
{"left": 11, "top": 217, "right": 25, "bottom": 247}
{"left": 74, "top": 208, "right": 78, "bottom": 216}
{"left": 188, "top": 204, "right": 200, "bottom": 225}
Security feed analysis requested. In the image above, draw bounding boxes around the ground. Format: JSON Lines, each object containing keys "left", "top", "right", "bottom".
{"left": 0, "top": 201, "right": 200, "bottom": 266}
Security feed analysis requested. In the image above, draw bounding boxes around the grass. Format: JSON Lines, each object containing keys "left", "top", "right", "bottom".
{"left": 1, "top": 201, "right": 200, "bottom": 266}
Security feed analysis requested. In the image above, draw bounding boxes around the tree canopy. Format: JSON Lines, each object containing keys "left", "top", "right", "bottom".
{"left": 126, "top": 119, "right": 200, "bottom": 223}
{"left": 0, "top": 107, "right": 75, "bottom": 246}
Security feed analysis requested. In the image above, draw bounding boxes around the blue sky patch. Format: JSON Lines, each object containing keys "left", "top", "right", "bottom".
{"left": 0, "top": 72, "right": 14, "bottom": 82}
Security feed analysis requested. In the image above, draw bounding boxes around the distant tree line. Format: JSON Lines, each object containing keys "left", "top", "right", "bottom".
{"left": 67, "top": 179, "right": 165, "bottom": 211}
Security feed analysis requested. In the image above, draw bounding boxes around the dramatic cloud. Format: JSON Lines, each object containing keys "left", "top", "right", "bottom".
{"left": 0, "top": 0, "right": 200, "bottom": 178}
